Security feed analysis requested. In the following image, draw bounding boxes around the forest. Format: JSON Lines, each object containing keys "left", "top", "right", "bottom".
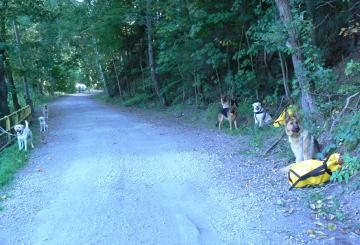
{"left": 0, "top": 0, "right": 360, "bottom": 242}
{"left": 0, "top": 0, "right": 359, "bottom": 152}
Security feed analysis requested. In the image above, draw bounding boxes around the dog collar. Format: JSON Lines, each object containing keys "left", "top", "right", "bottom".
{"left": 254, "top": 109, "right": 265, "bottom": 114}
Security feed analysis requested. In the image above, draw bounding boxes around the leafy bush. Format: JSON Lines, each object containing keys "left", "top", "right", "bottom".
{"left": 0, "top": 143, "right": 29, "bottom": 189}
{"left": 206, "top": 103, "right": 220, "bottom": 122}
{"left": 331, "top": 155, "right": 359, "bottom": 184}
{"left": 334, "top": 111, "right": 360, "bottom": 151}
{"left": 123, "top": 93, "right": 154, "bottom": 107}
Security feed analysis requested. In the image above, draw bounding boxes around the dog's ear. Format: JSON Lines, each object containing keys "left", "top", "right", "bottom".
{"left": 285, "top": 111, "right": 291, "bottom": 122}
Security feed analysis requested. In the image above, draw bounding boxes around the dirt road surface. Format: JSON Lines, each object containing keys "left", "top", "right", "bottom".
{"left": 0, "top": 95, "right": 356, "bottom": 244}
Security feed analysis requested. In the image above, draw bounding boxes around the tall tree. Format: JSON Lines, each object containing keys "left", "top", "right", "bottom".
{"left": 146, "top": 0, "right": 166, "bottom": 106}
{"left": 13, "top": 20, "right": 34, "bottom": 114}
{"left": 5, "top": 59, "right": 21, "bottom": 111}
{"left": 0, "top": 11, "right": 10, "bottom": 117}
{"left": 274, "top": 0, "right": 321, "bottom": 120}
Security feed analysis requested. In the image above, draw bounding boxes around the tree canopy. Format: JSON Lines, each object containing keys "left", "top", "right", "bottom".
{"left": 0, "top": 0, "right": 359, "bottom": 149}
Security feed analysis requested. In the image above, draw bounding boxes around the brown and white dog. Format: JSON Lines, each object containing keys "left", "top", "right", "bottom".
{"left": 43, "top": 104, "right": 49, "bottom": 119}
{"left": 38, "top": 116, "right": 48, "bottom": 143}
{"left": 285, "top": 113, "right": 320, "bottom": 163}
{"left": 217, "top": 99, "right": 238, "bottom": 130}
{"left": 220, "top": 95, "right": 230, "bottom": 109}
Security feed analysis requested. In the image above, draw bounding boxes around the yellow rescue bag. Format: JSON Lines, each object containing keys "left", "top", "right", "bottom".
{"left": 288, "top": 153, "right": 341, "bottom": 190}
{"left": 273, "top": 105, "right": 298, "bottom": 128}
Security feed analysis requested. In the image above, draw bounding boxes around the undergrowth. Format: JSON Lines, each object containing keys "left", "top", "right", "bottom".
{"left": 0, "top": 145, "right": 29, "bottom": 190}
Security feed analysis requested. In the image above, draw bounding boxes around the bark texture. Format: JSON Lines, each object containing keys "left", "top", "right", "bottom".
{"left": 0, "top": 15, "right": 9, "bottom": 117}
{"left": 275, "top": 0, "right": 321, "bottom": 120}
{"left": 146, "top": 0, "right": 167, "bottom": 106}
{"left": 13, "top": 21, "right": 34, "bottom": 114}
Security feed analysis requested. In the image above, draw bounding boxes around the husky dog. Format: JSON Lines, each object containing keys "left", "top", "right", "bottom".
{"left": 14, "top": 120, "right": 34, "bottom": 151}
{"left": 252, "top": 102, "right": 272, "bottom": 127}
{"left": 38, "top": 116, "right": 48, "bottom": 132}
{"left": 218, "top": 99, "right": 238, "bottom": 130}
{"left": 285, "top": 113, "right": 320, "bottom": 162}
{"left": 43, "top": 104, "right": 49, "bottom": 119}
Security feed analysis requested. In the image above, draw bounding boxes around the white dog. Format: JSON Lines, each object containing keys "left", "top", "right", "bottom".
{"left": 252, "top": 102, "right": 272, "bottom": 127}
{"left": 38, "top": 116, "right": 48, "bottom": 132}
{"left": 43, "top": 104, "right": 49, "bottom": 119}
{"left": 14, "top": 120, "right": 34, "bottom": 151}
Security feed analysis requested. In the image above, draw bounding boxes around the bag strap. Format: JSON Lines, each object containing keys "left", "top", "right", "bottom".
{"left": 288, "top": 153, "right": 334, "bottom": 191}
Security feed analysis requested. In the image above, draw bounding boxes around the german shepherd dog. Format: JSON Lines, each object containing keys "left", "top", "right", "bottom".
{"left": 285, "top": 113, "right": 320, "bottom": 163}
{"left": 217, "top": 99, "right": 238, "bottom": 130}
{"left": 220, "top": 95, "right": 230, "bottom": 109}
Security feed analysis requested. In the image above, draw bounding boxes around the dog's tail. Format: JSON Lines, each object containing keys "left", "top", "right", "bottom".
{"left": 25, "top": 120, "right": 29, "bottom": 128}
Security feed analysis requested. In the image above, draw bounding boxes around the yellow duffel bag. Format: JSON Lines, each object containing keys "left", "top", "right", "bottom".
{"left": 288, "top": 153, "right": 341, "bottom": 190}
{"left": 273, "top": 105, "right": 298, "bottom": 128}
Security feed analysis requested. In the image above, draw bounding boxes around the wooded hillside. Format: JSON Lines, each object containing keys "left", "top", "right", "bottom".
{"left": 0, "top": 0, "right": 359, "bottom": 152}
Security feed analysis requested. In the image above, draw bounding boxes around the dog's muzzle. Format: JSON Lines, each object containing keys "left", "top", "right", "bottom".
{"left": 16, "top": 130, "right": 23, "bottom": 135}
{"left": 292, "top": 126, "right": 300, "bottom": 133}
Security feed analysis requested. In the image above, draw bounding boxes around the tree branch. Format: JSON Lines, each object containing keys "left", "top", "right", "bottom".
{"left": 329, "top": 92, "right": 360, "bottom": 133}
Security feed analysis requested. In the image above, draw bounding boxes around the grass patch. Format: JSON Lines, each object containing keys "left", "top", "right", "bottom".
{"left": 307, "top": 191, "right": 346, "bottom": 222}
{"left": 0, "top": 93, "right": 52, "bottom": 193}
{"left": 93, "top": 92, "right": 156, "bottom": 108}
{"left": 0, "top": 144, "right": 29, "bottom": 190}
{"left": 34, "top": 93, "right": 65, "bottom": 107}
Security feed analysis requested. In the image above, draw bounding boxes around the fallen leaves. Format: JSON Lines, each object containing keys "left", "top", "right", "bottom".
{"left": 327, "top": 223, "right": 337, "bottom": 231}
{"left": 307, "top": 229, "right": 328, "bottom": 239}
{"left": 283, "top": 207, "right": 295, "bottom": 216}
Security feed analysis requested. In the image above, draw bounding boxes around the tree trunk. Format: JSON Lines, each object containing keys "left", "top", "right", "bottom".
{"left": 38, "top": 79, "right": 44, "bottom": 96}
{"left": 278, "top": 51, "right": 291, "bottom": 100}
{"left": 50, "top": 78, "right": 55, "bottom": 96}
{"left": 0, "top": 55, "right": 9, "bottom": 118}
{"left": 139, "top": 55, "right": 146, "bottom": 92}
{"left": 146, "top": 0, "right": 166, "bottom": 106}
{"left": 112, "top": 59, "right": 122, "bottom": 98}
{"left": 92, "top": 36, "right": 108, "bottom": 95}
{"left": 303, "top": 0, "right": 317, "bottom": 47}
{"left": 13, "top": 21, "right": 34, "bottom": 114}
{"left": 0, "top": 16, "right": 10, "bottom": 117}
{"left": 274, "top": 0, "right": 321, "bottom": 120}
{"left": 5, "top": 60, "right": 21, "bottom": 111}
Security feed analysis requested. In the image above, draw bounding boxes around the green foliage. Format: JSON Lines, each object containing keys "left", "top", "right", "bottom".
{"left": 206, "top": 103, "right": 219, "bottom": 122}
{"left": 123, "top": 93, "right": 154, "bottom": 107}
{"left": 308, "top": 192, "right": 345, "bottom": 221}
{"left": 334, "top": 111, "right": 360, "bottom": 150}
{"left": 331, "top": 155, "right": 359, "bottom": 184}
{"left": 345, "top": 60, "right": 360, "bottom": 76}
{"left": 0, "top": 144, "right": 28, "bottom": 189}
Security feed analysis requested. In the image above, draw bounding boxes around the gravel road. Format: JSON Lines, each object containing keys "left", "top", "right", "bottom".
{"left": 0, "top": 94, "right": 356, "bottom": 244}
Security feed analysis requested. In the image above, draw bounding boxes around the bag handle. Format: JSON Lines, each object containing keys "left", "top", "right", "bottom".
{"left": 289, "top": 150, "right": 335, "bottom": 191}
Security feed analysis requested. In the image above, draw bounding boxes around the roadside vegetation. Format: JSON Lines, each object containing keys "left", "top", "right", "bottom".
{"left": 0, "top": 0, "right": 359, "bottom": 237}
{"left": 0, "top": 94, "right": 60, "bottom": 204}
